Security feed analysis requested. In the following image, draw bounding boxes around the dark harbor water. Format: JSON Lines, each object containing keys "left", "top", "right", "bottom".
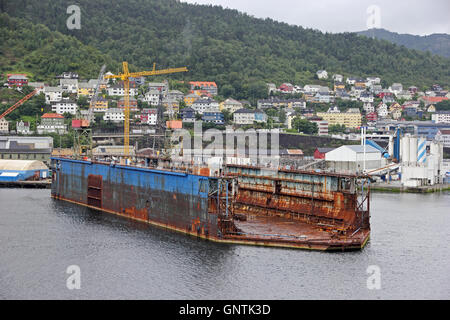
{"left": 0, "top": 188, "right": 449, "bottom": 300}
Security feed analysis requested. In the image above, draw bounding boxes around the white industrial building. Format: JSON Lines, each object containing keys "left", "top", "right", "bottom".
{"left": 325, "top": 145, "right": 383, "bottom": 173}
{"left": 400, "top": 135, "right": 444, "bottom": 187}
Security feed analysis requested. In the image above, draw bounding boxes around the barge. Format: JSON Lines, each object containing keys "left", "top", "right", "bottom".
{"left": 50, "top": 157, "right": 370, "bottom": 251}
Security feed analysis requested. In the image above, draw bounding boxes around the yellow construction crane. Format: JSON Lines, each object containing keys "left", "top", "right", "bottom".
{"left": 104, "top": 62, "right": 188, "bottom": 157}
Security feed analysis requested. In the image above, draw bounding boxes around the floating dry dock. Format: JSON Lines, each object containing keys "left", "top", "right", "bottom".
{"left": 51, "top": 158, "right": 370, "bottom": 251}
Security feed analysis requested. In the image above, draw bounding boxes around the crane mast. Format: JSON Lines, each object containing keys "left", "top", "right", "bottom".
{"left": 104, "top": 62, "right": 188, "bottom": 158}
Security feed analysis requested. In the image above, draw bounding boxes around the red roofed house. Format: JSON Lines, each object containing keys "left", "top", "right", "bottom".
{"left": 366, "top": 112, "right": 378, "bottom": 122}
{"left": 419, "top": 96, "right": 449, "bottom": 106}
{"left": 189, "top": 81, "right": 218, "bottom": 96}
{"left": 7, "top": 74, "right": 28, "bottom": 88}
{"left": 279, "top": 83, "right": 294, "bottom": 93}
{"left": 37, "top": 113, "right": 67, "bottom": 134}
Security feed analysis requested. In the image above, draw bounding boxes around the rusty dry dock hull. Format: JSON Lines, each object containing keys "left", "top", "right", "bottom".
{"left": 50, "top": 158, "right": 370, "bottom": 251}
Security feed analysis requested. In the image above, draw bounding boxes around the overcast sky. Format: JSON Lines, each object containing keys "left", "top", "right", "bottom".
{"left": 181, "top": 0, "right": 449, "bottom": 36}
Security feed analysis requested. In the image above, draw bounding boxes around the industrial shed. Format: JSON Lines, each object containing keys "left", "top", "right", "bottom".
{"left": 325, "top": 145, "right": 383, "bottom": 173}
{"left": 0, "top": 160, "right": 48, "bottom": 182}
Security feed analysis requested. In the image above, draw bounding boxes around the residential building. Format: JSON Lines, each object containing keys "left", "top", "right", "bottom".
{"left": 257, "top": 98, "right": 306, "bottom": 109}
{"left": 52, "top": 99, "right": 78, "bottom": 115}
{"left": 303, "top": 84, "right": 324, "bottom": 94}
{"left": 107, "top": 84, "right": 138, "bottom": 96}
{"left": 366, "top": 112, "right": 378, "bottom": 123}
{"left": 37, "top": 113, "right": 67, "bottom": 134}
{"left": 140, "top": 108, "right": 158, "bottom": 125}
{"left": 180, "top": 107, "right": 196, "bottom": 122}
{"left": 56, "top": 72, "right": 79, "bottom": 79}
{"left": 28, "top": 82, "right": 45, "bottom": 94}
{"left": 44, "top": 87, "right": 63, "bottom": 104}
{"left": 267, "top": 83, "right": 277, "bottom": 94}
{"left": 370, "top": 84, "right": 383, "bottom": 95}
{"left": 327, "top": 105, "right": 340, "bottom": 113}
{"left": 16, "top": 121, "right": 31, "bottom": 135}
{"left": 389, "top": 83, "right": 403, "bottom": 95}
{"left": 0, "top": 118, "right": 9, "bottom": 133}
{"left": 77, "top": 82, "right": 95, "bottom": 97}
{"left": 366, "top": 77, "right": 381, "bottom": 85}
{"left": 59, "top": 78, "right": 78, "bottom": 93}
{"left": 220, "top": 98, "right": 243, "bottom": 113}
{"left": 148, "top": 81, "right": 169, "bottom": 96}
{"left": 309, "top": 117, "right": 328, "bottom": 136}
{"left": 359, "top": 92, "right": 374, "bottom": 103}
{"left": 183, "top": 93, "right": 199, "bottom": 106}
{"left": 334, "top": 82, "right": 345, "bottom": 91}
{"left": 118, "top": 97, "right": 139, "bottom": 112}
{"left": 427, "top": 105, "right": 436, "bottom": 113}
{"left": 382, "top": 95, "right": 395, "bottom": 104}
{"left": 91, "top": 97, "right": 108, "bottom": 112}
{"left": 103, "top": 108, "right": 125, "bottom": 122}
{"left": 419, "top": 96, "right": 449, "bottom": 106}
{"left": 316, "top": 110, "right": 362, "bottom": 128}
{"left": 391, "top": 108, "right": 402, "bottom": 120}
{"left": 435, "top": 129, "right": 450, "bottom": 147}
{"left": 191, "top": 98, "right": 220, "bottom": 114}
{"left": 168, "top": 90, "right": 184, "bottom": 101}
{"left": 316, "top": 70, "right": 328, "bottom": 79}
{"left": 189, "top": 81, "right": 218, "bottom": 96}
{"left": 432, "top": 111, "right": 450, "bottom": 124}
{"left": 396, "top": 90, "right": 412, "bottom": 100}
{"left": 315, "top": 92, "right": 333, "bottom": 103}
{"left": 279, "top": 83, "right": 294, "bottom": 93}
{"left": 7, "top": 74, "right": 28, "bottom": 88}
{"left": 233, "top": 109, "right": 267, "bottom": 125}
{"left": 202, "top": 112, "right": 224, "bottom": 125}
{"left": 377, "top": 102, "right": 389, "bottom": 118}
{"left": 143, "top": 89, "right": 161, "bottom": 106}
{"left": 363, "top": 102, "right": 374, "bottom": 113}
{"left": 332, "top": 74, "right": 343, "bottom": 82}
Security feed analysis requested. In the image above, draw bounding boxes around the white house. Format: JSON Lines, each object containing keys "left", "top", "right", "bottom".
{"left": 0, "top": 118, "right": 9, "bottom": 133}
{"left": 44, "top": 86, "right": 63, "bottom": 103}
{"left": 332, "top": 74, "right": 343, "bottom": 82}
{"left": 143, "top": 89, "right": 161, "bottom": 106}
{"left": 316, "top": 70, "right": 328, "bottom": 79}
{"left": 103, "top": 108, "right": 125, "bottom": 122}
{"left": 191, "top": 98, "right": 220, "bottom": 114}
{"left": 389, "top": 83, "right": 403, "bottom": 95}
{"left": 233, "top": 109, "right": 267, "bottom": 125}
{"left": 52, "top": 99, "right": 78, "bottom": 115}
{"left": 363, "top": 102, "right": 375, "bottom": 113}
{"left": 59, "top": 78, "right": 78, "bottom": 93}
{"left": 108, "top": 84, "right": 138, "bottom": 97}
{"left": 377, "top": 103, "right": 389, "bottom": 118}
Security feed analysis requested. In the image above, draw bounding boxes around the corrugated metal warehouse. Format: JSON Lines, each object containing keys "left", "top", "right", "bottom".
{"left": 0, "top": 160, "right": 49, "bottom": 182}
{"left": 325, "top": 145, "right": 383, "bottom": 173}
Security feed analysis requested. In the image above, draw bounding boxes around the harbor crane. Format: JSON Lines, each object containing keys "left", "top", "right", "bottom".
{"left": 0, "top": 86, "right": 43, "bottom": 120}
{"left": 104, "top": 62, "right": 188, "bottom": 157}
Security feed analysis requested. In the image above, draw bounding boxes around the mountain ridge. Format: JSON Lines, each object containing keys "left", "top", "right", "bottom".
{"left": 1, "top": 0, "right": 449, "bottom": 99}
{"left": 357, "top": 28, "right": 450, "bottom": 58}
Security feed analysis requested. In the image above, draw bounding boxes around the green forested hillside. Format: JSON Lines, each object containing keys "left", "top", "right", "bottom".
{"left": 0, "top": 14, "right": 119, "bottom": 82}
{"left": 1, "top": 0, "right": 449, "bottom": 99}
{"left": 357, "top": 28, "right": 450, "bottom": 58}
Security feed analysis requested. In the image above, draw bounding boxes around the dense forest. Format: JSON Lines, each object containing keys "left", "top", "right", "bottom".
{"left": 1, "top": 0, "right": 449, "bottom": 99}
{"left": 357, "top": 28, "right": 450, "bottom": 58}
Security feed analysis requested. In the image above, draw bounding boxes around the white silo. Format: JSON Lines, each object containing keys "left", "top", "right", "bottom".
{"left": 402, "top": 136, "right": 410, "bottom": 163}
{"left": 417, "top": 137, "right": 427, "bottom": 165}
{"left": 388, "top": 136, "right": 394, "bottom": 158}
{"left": 409, "top": 136, "right": 418, "bottom": 165}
